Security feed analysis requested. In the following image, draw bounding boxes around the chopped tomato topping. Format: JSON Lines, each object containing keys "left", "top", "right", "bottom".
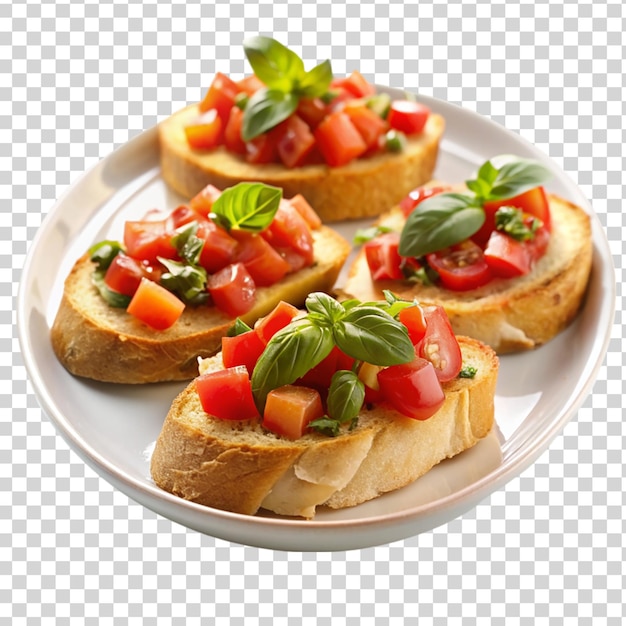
{"left": 126, "top": 278, "right": 185, "bottom": 330}
{"left": 123, "top": 219, "right": 177, "bottom": 264}
{"left": 331, "top": 70, "right": 376, "bottom": 98}
{"left": 387, "top": 100, "right": 430, "bottom": 135}
{"left": 313, "top": 111, "right": 368, "bottom": 167}
{"left": 195, "top": 220, "right": 239, "bottom": 274}
{"left": 207, "top": 262, "right": 256, "bottom": 318}
{"left": 104, "top": 254, "right": 148, "bottom": 297}
{"left": 274, "top": 114, "right": 316, "bottom": 168}
{"left": 184, "top": 110, "right": 223, "bottom": 150}
{"left": 189, "top": 184, "right": 222, "bottom": 216}
{"left": 343, "top": 102, "right": 388, "bottom": 150}
{"left": 263, "top": 385, "right": 324, "bottom": 439}
{"left": 254, "top": 301, "right": 300, "bottom": 344}
{"left": 198, "top": 72, "right": 240, "bottom": 122}
{"left": 398, "top": 304, "right": 427, "bottom": 345}
{"left": 364, "top": 232, "right": 403, "bottom": 281}
{"left": 399, "top": 186, "right": 448, "bottom": 217}
{"left": 426, "top": 240, "right": 493, "bottom": 291}
{"left": 195, "top": 366, "right": 259, "bottom": 421}
{"left": 288, "top": 194, "right": 322, "bottom": 230}
{"left": 221, "top": 330, "right": 266, "bottom": 375}
{"left": 223, "top": 106, "right": 247, "bottom": 155}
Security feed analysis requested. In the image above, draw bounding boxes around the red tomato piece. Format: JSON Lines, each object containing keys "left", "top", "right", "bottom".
{"left": 287, "top": 194, "right": 322, "bottom": 230}
{"left": 426, "top": 240, "right": 493, "bottom": 291}
{"left": 245, "top": 131, "right": 279, "bottom": 164}
{"left": 195, "top": 366, "right": 259, "bottom": 421}
{"left": 296, "top": 97, "right": 327, "bottom": 129}
{"left": 189, "top": 184, "right": 222, "bottom": 217}
{"left": 198, "top": 72, "right": 240, "bottom": 122}
{"left": 483, "top": 186, "right": 551, "bottom": 233}
{"left": 331, "top": 71, "right": 376, "bottom": 98}
{"left": 343, "top": 102, "right": 388, "bottom": 150}
{"left": 168, "top": 205, "right": 198, "bottom": 229}
{"left": 195, "top": 220, "right": 239, "bottom": 274}
{"left": 297, "top": 346, "right": 355, "bottom": 391}
{"left": 274, "top": 114, "right": 316, "bottom": 168}
{"left": 104, "top": 254, "right": 147, "bottom": 297}
{"left": 364, "top": 232, "right": 404, "bottom": 281}
{"left": 398, "top": 305, "right": 428, "bottom": 345}
{"left": 254, "top": 301, "right": 300, "bottom": 344}
{"left": 263, "top": 385, "right": 324, "bottom": 440}
{"left": 236, "top": 74, "right": 265, "bottom": 96}
{"left": 377, "top": 357, "right": 445, "bottom": 420}
{"left": 207, "top": 262, "right": 256, "bottom": 318}
{"left": 527, "top": 223, "right": 551, "bottom": 263}
{"left": 399, "top": 186, "right": 448, "bottom": 217}
{"left": 262, "top": 201, "right": 314, "bottom": 266}
{"left": 314, "top": 111, "right": 368, "bottom": 167}
{"left": 483, "top": 230, "right": 532, "bottom": 278}
{"left": 184, "top": 110, "right": 223, "bottom": 150}
{"left": 233, "top": 233, "right": 292, "bottom": 287}
{"left": 221, "top": 330, "right": 266, "bottom": 375}
{"left": 126, "top": 278, "right": 185, "bottom": 330}
{"left": 123, "top": 219, "right": 177, "bottom": 264}
{"left": 223, "top": 106, "right": 247, "bottom": 155}
{"left": 415, "top": 305, "right": 463, "bottom": 382}
{"left": 387, "top": 100, "right": 430, "bottom": 135}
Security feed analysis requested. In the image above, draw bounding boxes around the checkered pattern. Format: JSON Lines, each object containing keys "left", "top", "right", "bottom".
{"left": 4, "top": 0, "right": 625, "bottom": 623}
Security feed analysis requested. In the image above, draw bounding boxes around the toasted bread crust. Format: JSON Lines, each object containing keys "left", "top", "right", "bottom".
{"left": 343, "top": 193, "right": 593, "bottom": 353}
{"left": 149, "top": 337, "right": 498, "bottom": 518}
{"left": 50, "top": 226, "right": 351, "bottom": 384}
{"left": 158, "top": 104, "right": 445, "bottom": 222}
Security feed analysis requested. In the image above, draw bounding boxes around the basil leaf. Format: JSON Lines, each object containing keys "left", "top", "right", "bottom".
{"left": 326, "top": 370, "right": 365, "bottom": 425}
{"left": 305, "top": 291, "right": 345, "bottom": 326}
{"left": 251, "top": 319, "right": 334, "bottom": 410}
{"left": 308, "top": 416, "right": 341, "bottom": 437}
{"left": 486, "top": 158, "right": 552, "bottom": 201}
{"left": 227, "top": 318, "right": 253, "bottom": 337}
{"left": 210, "top": 182, "right": 282, "bottom": 232}
{"left": 399, "top": 193, "right": 485, "bottom": 258}
{"left": 243, "top": 35, "right": 304, "bottom": 91}
{"left": 241, "top": 88, "right": 299, "bottom": 141}
{"left": 172, "top": 222, "right": 204, "bottom": 265}
{"left": 494, "top": 206, "right": 540, "bottom": 241}
{"left": 89, "top": 240, "right": 124, "bottom": 271}
{"left": 333, "top": 306, "right": 414, "bottom": 366}
{"left": 353, "top": 225, "right": 393, "bottom": 245}
{"left": 91, "top": 271, "right": 131, "bottom": 308}
{"left": 459, "top": 364, "right": 477, "bottom": 379}
{"left": 297, "top": 60, "right": 333, "bottom": 98}
{"left": 158, "top": 257, "right": 208, "bottom": 305}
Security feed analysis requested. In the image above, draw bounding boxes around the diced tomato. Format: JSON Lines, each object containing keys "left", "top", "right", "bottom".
{"left": 377, "top": 357, "right": 445, "bottom": 420}
{"left": 331, "top": 71, "right": 376, "bottom": 98}
{"left": 123, "top": 219, "right": 177, "bottom": 264}
{"left": 262, "top": 202, "right": 314, "bottom": 266}
{"left": 168, "top": 205, "right": 198, "bottom": 229}
{"left": 387, "top": 100, "right": 430, "bottom": 135}
{"left": 236, "top": 74, "right": 265, "bottom": 96}
{"left": 274, "top": 114, "right": 316, "bottom": 168}
{"left": 343, "top": 101, "right": 387, "bottom": 151}
{"left": 245, "top": 131, "right": 279, "bottom": 164}
{"left": 126, "top": 277, "right": 185, "bottom": 330}
{"left": 483, "top": 230, "right": 532, "bottom": 278}
{"left": 263, "top": 385, "right": 324, "bottom": 440}
{"left": 207, "top": 262, "right": 256, "bottom": 318}
{"left": 288, "top": 194, "right": 322, "bottom": 230}
{"left": 323, "top": 87, "right": 355, "bottom": 114}
{"left": 184, "top": 110, "right": 223, "bottom": 150}
{"left": 195, "top": 220, "right": 239, "bottom": 273}
{"left": 415, "top": 305, "right": 463, "bottom": 382}
{"left": 189, "top": 184, "right": 222, "bottom": 217}
{"left": 296, "top": 97, "right": 328, "bottom": 129}
{"left": 483, "top": 186, "right": 551, "bottom": 234}
{"left": 223, "top": 106, "right": 247, "bottom": 155}
{"left": 527, "top": 223, "right": 551, "bottom": 263}
{"left": 104, "top": 254, "right": 147, "bottom": 297}
{"left": 314, "top": 111, "right": 368, "bottom": 167}
{"left": 398, "top": 305, "right": 428, "bottom": 345}
{"left": 254, "top": 301, "right": 300, "bottom": 344}
{"left": 364, "top": 232, "right": 403, "bottom": 281}
{"left": 198, "top": 72, "right": 240, "bottom": 122}
{"left": 233, "top": 233, "right": 292, "bottom": 286}
{"left": 195, "top": 366, "right": 259, "bottom": 421}
{"left": 426, "top": 240, "right": 493, "bottom": 291}
{"left": 400, "top": 186, "right": 448, "bottom": 217}
{"left": 297, "top": 346, "right": 355, "bottom": 391}
{"left": 221, "top": 330, "right": 266, "bottom": 375}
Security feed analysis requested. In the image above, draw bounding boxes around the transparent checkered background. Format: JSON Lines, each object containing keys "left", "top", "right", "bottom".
{"left": 3, "top": 0, "right": 625, "bottom": 623}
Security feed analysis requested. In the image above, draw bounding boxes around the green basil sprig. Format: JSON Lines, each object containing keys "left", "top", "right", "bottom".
{"left": 210, "top": 182, "right": 282, "bottom": 233}
{"left": 241, "top": 36, "right": 333, "bottom": 141}
{"left": 398, "top": 155, "right": 552, "bottom": 258}
{"left": 88, "top": 240, "right": 131, "bottom": 308}
{"left": 251, "top": 292, "right": 414, "bottom": 414}
{"left": 159, "top": 257, "right": 208, "bottom": 305}
{"left": 494, "top": 206, "right": 541, "bottom": 241}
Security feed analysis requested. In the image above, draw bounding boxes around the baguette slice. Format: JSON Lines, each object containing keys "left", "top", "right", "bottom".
{"left": 149, "top": 336, "right": 498, "bottom": 519}
{"left": 344, "top": 193, "right": 593, "bottom": 354}
{"left": 51, "top": 225, "right": 351, "bottom": 384}
{"left": 158, "top": 104, "right": 445, "bottom": 223}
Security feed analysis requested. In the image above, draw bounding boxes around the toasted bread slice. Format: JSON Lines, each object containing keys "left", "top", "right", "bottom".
{"left": 149, "top": 336, "right": 498, "bottom": 519}
{"left": 158, "top": 104, "right": 445, "bottom": 222}
{"left": 51, "top": 225, "right": 351, "bottom": 384}
{"left": 343, "top": 193, "right": 593, "bottom": 353}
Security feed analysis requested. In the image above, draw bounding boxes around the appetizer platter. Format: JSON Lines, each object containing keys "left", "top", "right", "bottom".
{"left": 18, "top": 44, "right": 614, "bottom": 550}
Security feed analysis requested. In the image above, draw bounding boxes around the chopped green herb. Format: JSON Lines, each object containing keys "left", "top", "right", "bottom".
{"left": 459, "top": 364, "right": 478, "bottom": 379}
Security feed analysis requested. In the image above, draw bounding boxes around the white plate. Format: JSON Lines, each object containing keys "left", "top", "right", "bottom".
{"left": 18, "top": 91, "right": 615, "bottom": 552}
